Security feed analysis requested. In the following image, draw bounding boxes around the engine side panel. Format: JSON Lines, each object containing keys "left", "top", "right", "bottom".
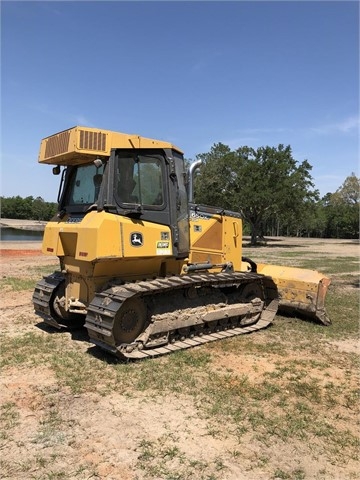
{"left": 188, "top": 204, "right": 243, "bottom": 271}
{"left": 42, "top": 210, "right": 177, "bottom": 262}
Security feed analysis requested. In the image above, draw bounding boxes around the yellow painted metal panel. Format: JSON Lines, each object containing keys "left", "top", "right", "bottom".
{"left": 42, "top": 211, "right": 173, "bottom": 262}
{"left": 223, "top": 217, "right": 242, "bottom": 271}
{"left": 189, "top": 213, "right": 243, "bottom": 270}
{"left": 256, "top": 263, "right": 331, "bottom": 324}
{"left": 120, "top": 220, "right": 173, "bottom": 258}
{"left": 38, "top": 126, "right": 183, "bottom": 165}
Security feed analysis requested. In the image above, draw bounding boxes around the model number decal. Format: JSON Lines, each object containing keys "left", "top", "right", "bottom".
{"left": 66, "top": 216, "right": 83, "bottom": 223}
{"left": 190, "top": 211, "right": 212, "bottom": 221}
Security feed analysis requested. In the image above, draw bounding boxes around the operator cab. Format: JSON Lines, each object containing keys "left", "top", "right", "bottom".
{"left": 56, "top": 148, "right": 189, "bottom": 258}
{"left": 40, "top": 126, "right": 189, "bottom": 257}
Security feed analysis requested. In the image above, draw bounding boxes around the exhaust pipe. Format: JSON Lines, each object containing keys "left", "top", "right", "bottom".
{"left": 188, "top": 159, "right": 203, "bottom": 202}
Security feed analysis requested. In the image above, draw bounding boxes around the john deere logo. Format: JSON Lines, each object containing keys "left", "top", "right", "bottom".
{"left": 130, "top": 232, "right": 143, "bottom": 247}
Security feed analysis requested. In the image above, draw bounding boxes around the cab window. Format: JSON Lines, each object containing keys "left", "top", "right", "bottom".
{"left": 115, "top": 153, "right": 165, "bottom": 208}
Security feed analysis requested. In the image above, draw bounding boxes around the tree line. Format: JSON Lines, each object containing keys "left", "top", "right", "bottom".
{"left": 1, "top": 196, "right": 57, "bottom": 221}
{"left": 192, "top": 143, "right": 359, "bottom": 244}
{"left": 1, "top": 144, "right": 359, "bottom": 243}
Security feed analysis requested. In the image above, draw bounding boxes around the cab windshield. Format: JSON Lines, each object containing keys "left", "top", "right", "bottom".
{"left": 65, "top": 163, "right": 105, "bottom": 208}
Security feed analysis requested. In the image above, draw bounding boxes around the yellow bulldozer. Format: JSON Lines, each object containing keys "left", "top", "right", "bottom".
{"left": 32, "top": 126, "right": 331, "bottom": 360}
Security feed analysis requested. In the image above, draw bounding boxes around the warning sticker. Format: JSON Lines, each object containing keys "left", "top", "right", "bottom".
{"left": 156, "top": 241, "right": 171, "bottom": 255}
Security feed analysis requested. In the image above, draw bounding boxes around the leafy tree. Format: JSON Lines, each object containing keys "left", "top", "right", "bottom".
{"left": 194, "top": 143, "right": 318, "bottom": 244}
{"left": 323, "top": 173, "right": 359, "bottom": 238}
{"left": 1, "top": 196, "right": 57, "bottom": 221}
{"left": 332, "top": 173, "right": 360, "bottom": 206}
{"left": 1, "top": 196, "right": 32, "bottom": 219}
{"left": 33, "top": 196, "right": 57, "bottom": 220}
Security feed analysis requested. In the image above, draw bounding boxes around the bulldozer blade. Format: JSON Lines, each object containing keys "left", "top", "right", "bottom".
{"left": 255, "top": 263, "right": 331, "bottom": 325}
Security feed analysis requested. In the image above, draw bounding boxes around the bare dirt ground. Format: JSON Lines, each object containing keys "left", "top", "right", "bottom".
{"left": 0, "top": 237, "right": 359, "bottom": 480}
{"left": 0, "top": 218, "right": 47, "bottom": 231}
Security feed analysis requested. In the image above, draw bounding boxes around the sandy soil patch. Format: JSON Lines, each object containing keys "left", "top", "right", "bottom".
{"left": 0, "top": 237, "right": 359, "bottom": 480}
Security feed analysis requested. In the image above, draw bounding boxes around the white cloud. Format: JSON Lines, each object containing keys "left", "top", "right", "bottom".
{"left": 311, "top": 115, "right": 360, "bottom": 135}
{"left": 313, "top": 174, "right": 348, "bottom": 196}
{"left": 72, "top": 115, "right": 94, "bottom": 127}
{"left": 236, "top": 127, "right": 290, "bottom": 135}
{"left": 190, "top": 51, "right": 223, "bottom": 74}
{"left": 220, "top": 127, "right": 292, "bottom": 149}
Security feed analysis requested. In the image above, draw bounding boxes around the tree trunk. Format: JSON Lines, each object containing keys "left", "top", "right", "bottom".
{"left": 250, "top": 222, "right": 260, "bottom": 245}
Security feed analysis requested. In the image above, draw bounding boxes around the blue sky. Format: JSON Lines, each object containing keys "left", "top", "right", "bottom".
{"left": 1, "top": 0, "right": 359, "bottom": 202}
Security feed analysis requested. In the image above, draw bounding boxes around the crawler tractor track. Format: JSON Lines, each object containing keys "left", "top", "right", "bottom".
{"left": 33, "top": 272, "right": 84, "bottom": 329}
{"left": 85, "top": 272, "right": 278, "bottom": 360}
{"left": 33, "top": 272, "right": 65, "bottom": 329}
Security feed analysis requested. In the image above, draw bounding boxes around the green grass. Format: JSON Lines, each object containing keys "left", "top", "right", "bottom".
{"left": 0, "top": 264, "right": 58, "bottom": 292}
{"left": 1, "top": 241, "right": 359, "bottom": 480}
{"left": 30, "top": 264, "right": 59, "bottom": 275}
{"left": 6, "top": 328, "right": 357, "bottom": 467}
{"left": 32, "top": 407, "right": 66, "bottom": 448}
{"left": 120, "top": 349, "right": 212, "bottom": 395}
{"left": 297, "top": 257, "right": 359, "bottom": 274}
{"left": 135, "top": 433, "right": 225, "bottom": 480}
{"left": 0, "top": 277, "right": 37, "bottom": 291}
{"left": 323, "top": 290, "right": 359, "bottom": 337}
{"left": 0, "top": 332, "right": 60, "bottom": 368}
{"left": 0, "top": 402, "right": 20, "bottom": 440}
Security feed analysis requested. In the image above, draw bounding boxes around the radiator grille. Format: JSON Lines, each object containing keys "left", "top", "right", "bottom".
{"left": 79, "top": 130, "right": 106, "bottom": 151}
{"left": 44, "top": 131, "right": 71, "bottom": 158}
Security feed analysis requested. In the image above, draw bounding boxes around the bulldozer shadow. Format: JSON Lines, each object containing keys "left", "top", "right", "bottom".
{"left": 34, "top": 321, "right": 122, "bottom": 364}
{"left": 86, "top": 345, "right": 123, "bottom": 364}
{"left": 35, "top": 320, "right": 87, "bottom": 339}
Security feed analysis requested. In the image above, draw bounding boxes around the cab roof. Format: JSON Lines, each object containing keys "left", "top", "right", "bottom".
{"left": 38, "top": 126, "right": 183, "bottom": 165}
